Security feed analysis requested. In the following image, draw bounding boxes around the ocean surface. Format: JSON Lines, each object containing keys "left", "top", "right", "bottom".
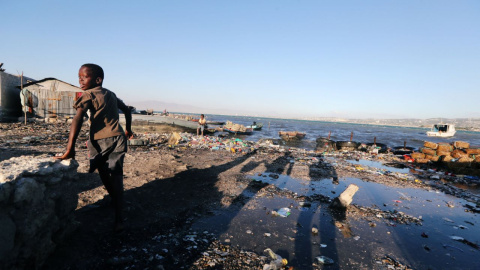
{"left": 201, "top": 114, "right": 480, "bottom": 151}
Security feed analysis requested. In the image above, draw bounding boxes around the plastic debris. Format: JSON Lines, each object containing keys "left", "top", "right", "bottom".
{"left": 263, "top": 248, "right": 287, "bottom": 270}
{"left": 316, "top": 255, "right": 334, "bottom": 265}
{"left": 450, "top": 236, "right": 480, "bottom": 249}
{"left": 276, "top": 208, "right": 291, "bottom": 217}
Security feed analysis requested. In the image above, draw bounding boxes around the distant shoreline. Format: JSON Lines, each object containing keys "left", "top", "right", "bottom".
{"left": 146, "top": 112, "right": 480, "bottom": 133}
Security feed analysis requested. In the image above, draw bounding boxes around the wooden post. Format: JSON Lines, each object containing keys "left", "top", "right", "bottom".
{"left": 328, "top": 131, "right": 331, "bottom": 140}
{"left": 374, "top": 137, "right": 376, "bottom": 145}
{"left": 350, "top": 132, "right": 353, "bottom": 142}
{"left": 404, "top": 141, "right": 407, "bottom": 149}
{"left": 20, "top": 72, "right": 26, "bottom": 125}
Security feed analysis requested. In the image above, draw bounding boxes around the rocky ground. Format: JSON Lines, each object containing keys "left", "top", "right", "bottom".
{"left": 1, "top": 121, "right": 479, "bottom": 270}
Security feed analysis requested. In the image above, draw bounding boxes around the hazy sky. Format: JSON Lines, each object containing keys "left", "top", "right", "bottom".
{"left": 2, "top": 1, "right": 479, "bottom": 119}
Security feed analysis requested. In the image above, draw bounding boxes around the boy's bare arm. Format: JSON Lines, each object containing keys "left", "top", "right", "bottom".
{"left": 118, "top": 103, "right": 133, "bottom": 139}
{"left": 54, "top": 107, "right": 87, "bottom": 160}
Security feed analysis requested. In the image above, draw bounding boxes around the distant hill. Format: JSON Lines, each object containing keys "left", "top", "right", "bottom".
{"left": 129, "top": 100, "right": 269, "bottom": 116}
{"left": 129, "top": 100, "right": 203, "bottom": 114}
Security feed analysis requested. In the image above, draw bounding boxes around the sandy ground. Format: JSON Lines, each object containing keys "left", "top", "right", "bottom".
{"left": 1, "top": 121, "right": 479, "bottom": 270}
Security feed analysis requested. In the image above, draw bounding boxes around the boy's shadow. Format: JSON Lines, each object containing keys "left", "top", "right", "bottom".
{"left": 44, "top": 147, "right": 292, "bottom": 269}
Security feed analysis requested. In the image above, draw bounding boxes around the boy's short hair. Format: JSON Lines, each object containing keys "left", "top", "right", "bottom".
{"left": 82, "top": 63, "right": 104, "bottom": 80}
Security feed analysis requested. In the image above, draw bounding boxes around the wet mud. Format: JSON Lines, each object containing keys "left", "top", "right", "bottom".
{"left": 0, "top": 121, "right": 479, "bottom": 269}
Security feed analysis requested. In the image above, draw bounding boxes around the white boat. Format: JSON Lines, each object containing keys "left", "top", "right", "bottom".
{"left": 426, "top": 123, "right": 456, "bottom": 137}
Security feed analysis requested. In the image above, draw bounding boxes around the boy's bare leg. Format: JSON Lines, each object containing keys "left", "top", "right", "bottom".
{"left": 112, "top": 174, "right": 124, "bottom": 231}
{"left": 98, "top": 166, "right": 115, "bottom": 201}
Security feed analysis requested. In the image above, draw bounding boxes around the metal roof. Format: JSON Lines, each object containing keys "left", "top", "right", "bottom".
{"left": 18, "top": 78, "right": 81, "bottom": 92}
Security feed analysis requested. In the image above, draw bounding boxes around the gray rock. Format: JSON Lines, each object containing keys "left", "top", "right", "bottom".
{"left": 14, "top": 178, "right": 45, "bottom": 205}
{"left": 0, "top": 213, "right": 16, "bottom": 258}
{"left": 0, "top": 183, "right": 13, "bottom": 203}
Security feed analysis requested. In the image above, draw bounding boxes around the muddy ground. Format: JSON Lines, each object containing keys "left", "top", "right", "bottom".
{"left": 1, "top": 121, "right": 479, "bottom": 270}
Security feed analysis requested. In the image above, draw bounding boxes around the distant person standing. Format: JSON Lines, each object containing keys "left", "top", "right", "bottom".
{"left": 197, "top": 114, "right": 206, "bottom": 136}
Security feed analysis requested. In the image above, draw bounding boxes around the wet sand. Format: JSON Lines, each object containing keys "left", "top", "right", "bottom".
{"left": 1, "top": 121, "right": 479, "bottom": 269}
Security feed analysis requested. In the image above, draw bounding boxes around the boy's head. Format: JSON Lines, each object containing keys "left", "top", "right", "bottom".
{"left": 78, "top": 63, "right": 104, "bottom": 90}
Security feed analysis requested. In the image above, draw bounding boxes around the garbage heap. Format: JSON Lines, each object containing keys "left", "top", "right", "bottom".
{"left": 224, "top": 121, "right": 249, "bottom": 132}
{"left": 0, "top": 156, "right": 79, "bottom": 270}
{"left": 412, "top": 141, "right": 480, "bottom": 167}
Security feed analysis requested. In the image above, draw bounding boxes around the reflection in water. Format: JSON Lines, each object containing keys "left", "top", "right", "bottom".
{"left": 191, "top": 172, "right": 480, "bottom": 269}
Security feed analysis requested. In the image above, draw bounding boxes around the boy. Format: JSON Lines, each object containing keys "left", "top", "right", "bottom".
{"left": 197, "top": 114, "right": 206, "bottom": 136}
{"left": 55, "top": 63, "right": 133, "bottom": 232}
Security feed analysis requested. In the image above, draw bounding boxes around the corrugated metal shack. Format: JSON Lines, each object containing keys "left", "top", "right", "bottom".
{"left": 0, "top": 70, "right": 34, "bottom": 120}
{"left": 20, "top": 78, "right": 82, "bottom": 119}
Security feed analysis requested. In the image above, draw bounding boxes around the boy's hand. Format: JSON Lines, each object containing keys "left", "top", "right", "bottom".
{"left": 54, "top": 149, "right": 75, "bottom": 160}
{"left": 125, "top": 130, "right": 134, "bottom": 140}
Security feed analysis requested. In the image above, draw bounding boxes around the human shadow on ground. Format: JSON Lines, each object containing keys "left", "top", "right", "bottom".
{"left": 44, "top": 148, "right": 285, "bottom": 269}
{"left": 44, "top": 145, "right": 349, "bottom": 269}
{"left": 288, "top": 153, "right": 341, "bottom": 269}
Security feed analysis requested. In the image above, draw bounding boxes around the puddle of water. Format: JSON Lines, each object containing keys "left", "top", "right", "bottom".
{"left": 442, "top": 180, "right": 480, "bottom": 195}
{"left": 347, "top": 159, "right": 411, "bottom": 174}
{"left": 191, "top": 173, "right": 480, "bottom": 269}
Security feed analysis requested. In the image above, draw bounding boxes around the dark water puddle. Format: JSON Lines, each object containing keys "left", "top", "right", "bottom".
{"left": 347, "top": 159, "right": 411, "bottom": 174}
{"left": 191, "top": 174, "right": 480, "bottom": 269}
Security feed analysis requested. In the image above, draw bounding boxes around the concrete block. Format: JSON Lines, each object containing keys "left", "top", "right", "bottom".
{"left": 330, "top": 184, "right": 359, "bottom": 210}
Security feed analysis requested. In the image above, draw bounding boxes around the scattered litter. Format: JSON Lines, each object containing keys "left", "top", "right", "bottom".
{"left": 443, "top": 217, "right": 455, "bottom": 223}
{"left": 263, "top": 248, "right": 287, "bottom": 270}
{"left": 315, "top": 255, "right": 334, "bottom": 265}
{"left": 450, "top": 236, "right": 480, "bottom": 249}
{"left": 442, "top": 244, "right": 464, "bottom": 252}
{"left": 276, "top": 208, "right": 291, "bottom": 217}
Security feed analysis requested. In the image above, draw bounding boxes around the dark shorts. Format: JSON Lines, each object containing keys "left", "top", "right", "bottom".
{"left": 88, "top": 135, "right": 127, "bottom": 175}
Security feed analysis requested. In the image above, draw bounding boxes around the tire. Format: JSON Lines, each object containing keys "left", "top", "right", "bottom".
{"left": 336, "top": 141, "right": 359, "bottom": 150}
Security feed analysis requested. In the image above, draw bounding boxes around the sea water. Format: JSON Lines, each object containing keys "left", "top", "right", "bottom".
{"left": 200, "top": 114, "right": 480, "bottom": 150}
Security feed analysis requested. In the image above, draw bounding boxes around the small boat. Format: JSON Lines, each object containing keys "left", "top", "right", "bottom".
{"left": 279, "top": 131, "right": 306, "bottom": 141}
{"left": 223, "top": 127, "right": 253, "bottom": 135}
{"left": 203, "top": 128, "right": 217, "bottom": 135}
{"left": 426, "top": 123, "right": 456, "bottom": 137}
{"left": 206, "top": 121, "right": 225, "bottom": 126}
{"left": 223, "top": 121, "right": 253, "bottom": 135}
{"left": 246, "top": 122, "right": 263, "bottom": 131}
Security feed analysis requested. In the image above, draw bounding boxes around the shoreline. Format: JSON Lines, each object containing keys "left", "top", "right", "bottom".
{"left": 135, "top": 113, "right": 480, "bottom": 133}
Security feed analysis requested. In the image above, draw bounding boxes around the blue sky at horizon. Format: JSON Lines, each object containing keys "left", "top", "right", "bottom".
{"left": 2, "top": 1, "right": 479, "bottom": 119}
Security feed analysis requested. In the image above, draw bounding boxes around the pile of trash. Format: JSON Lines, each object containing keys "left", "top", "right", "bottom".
{"left": 351, "top": 205, "right": 423, "bottom": 226}
{"left": 410, "top": 141, "right": 480, "bottom": 166}
{"left": 151, "top": 132, "right": 256, "bottom": 154}
{"left": 224, "top": 121, "right": 249, "bottom": 133}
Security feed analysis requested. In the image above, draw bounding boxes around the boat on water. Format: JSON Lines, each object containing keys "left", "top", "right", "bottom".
{"left": 279, "top": 131, "right": 306, "bottom": 141}
{"left": 223, "top": 121, "right": 254, "bottom": 135}
{"left": 223, "top": 127, "right": 253, "bottom": 135}
{"left": 426, "top": 123, "right": 456, "bottom": 137}
{"left": 246, "top": 122, "right": 263, "bottom": 131}
{"left": 206, "top": 121, "right": 225, "bottom": 126}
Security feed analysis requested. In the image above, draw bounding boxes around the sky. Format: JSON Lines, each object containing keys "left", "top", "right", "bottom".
{"left": 2, "top": 1, "right": 479, "bottom": 119}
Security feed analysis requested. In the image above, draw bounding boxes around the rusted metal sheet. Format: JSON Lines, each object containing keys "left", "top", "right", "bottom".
{"left": 23, "top": 79, "right": 81, "bottom": 118}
